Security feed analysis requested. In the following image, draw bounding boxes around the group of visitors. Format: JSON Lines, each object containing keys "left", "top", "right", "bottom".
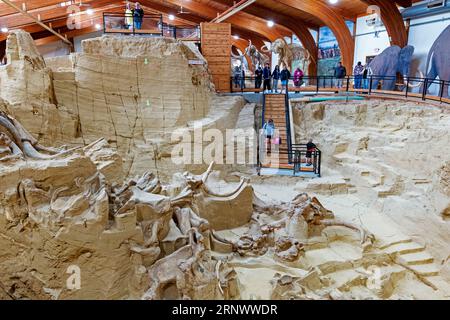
{"left": 353, "top": 61, "right": 371, "bottom": 89}
{"left": 125, "top": 2, "right": 144, "bottom": 30}
{"left": 253, "top": 64, "right": 303, "bottom": 93}
{"left": 333, "top": 61, "right": 371, "bottom": 89}
{"left": 233, "top": 65, "right": 246, "bottom": 89}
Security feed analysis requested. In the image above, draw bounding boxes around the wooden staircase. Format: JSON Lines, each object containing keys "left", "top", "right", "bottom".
{"left": 262, "top": 94, "right": 292, "bottom": 169}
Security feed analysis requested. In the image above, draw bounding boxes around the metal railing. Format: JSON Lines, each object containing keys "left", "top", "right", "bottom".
{"left": 163, "top": 25, "right": 201, "bottom": 41}
{"left": 290, "top": 145, "right": 322, "bottom": 177}
{"left": 103, "top": 13, "right": 163, "bottom": 36}
{"left": 230, "top": 75, "right": 450, "bottom": 105}
{"left": 102, "top": 13, "right": 201, "bottom": 43}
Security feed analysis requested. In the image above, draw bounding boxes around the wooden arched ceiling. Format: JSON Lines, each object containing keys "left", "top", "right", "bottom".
{"left": 163, "top": 0, "right": 288, "bottom": 41}
{"left": 273, "top": 0, "right": 355, "bottom": 72}
{"left": 211, "top": 0, "right": 318, "bottom": 75}
{"left": 362, "top": 0, "right": 408, "bottom": 47}
{"left": 0, "top": 0, "right": 419, "bottom": 73}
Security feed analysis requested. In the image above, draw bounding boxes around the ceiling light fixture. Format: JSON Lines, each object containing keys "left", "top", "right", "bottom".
{"left": 267, "top": 20, "right": 274, "bottom": 28}
{"left": 329, "top": 0, "right": 338, "bottom": 4}
{"left": 168, "top": 14, "right": 175, "bottom": 21}
{"left": 86, "top": 9, "right": 94, "bottom": 15}
{"left": 1, "top": 27, "right": 9, "bottom": 33}
{"left": 95, "top": 24, "right": 102, "bottom": 30}
{"left": 233, "top": 35, "right": 239, "bottom": 39}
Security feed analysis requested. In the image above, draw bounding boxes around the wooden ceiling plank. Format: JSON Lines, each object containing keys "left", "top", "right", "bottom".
{"left": 1, "top": 0, "right": 71, "bottom": 45}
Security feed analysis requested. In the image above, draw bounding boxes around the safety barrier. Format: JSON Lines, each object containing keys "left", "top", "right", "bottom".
{"left": 230, "top": 75, "right": 450, "bottom": 105}
{"left": 102, "top": 13, "right": 201, "bottom": 42}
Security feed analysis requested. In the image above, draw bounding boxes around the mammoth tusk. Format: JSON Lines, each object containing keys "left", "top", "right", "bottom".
{"left": 201, "top": 161, "right": 215, "bottom": 183}
{"left": 260, "top": 45, "right": 270, "bottom": 53}
{"left": 201, "top": 178, "right": 247, "bottom": 198}
{"left": 405, "top": 70, "right": 425, "bottom": 88}
{"left": 321, "top": 220, "right": 374, "bottom": 246}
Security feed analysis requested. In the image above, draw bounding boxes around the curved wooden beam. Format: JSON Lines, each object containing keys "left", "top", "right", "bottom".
{"left": 164, "top": 0, "right": 288, "bottom": 41}
{"left": 363, "top": 0, "right": 408, "bottom": 47}
{"left": 276, "top": 0, "right": 355, "bottom": 73}
{"left": 220, "top": 1, "right": 318, "bottom": 75}
{"left": 231, "top": 39, "right": 252, "bottom": 70}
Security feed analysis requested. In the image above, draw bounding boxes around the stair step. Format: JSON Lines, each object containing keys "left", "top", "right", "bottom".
{"left": 384, "top": 242, "right": 425, "bottom": 255}
{"left": 397, "top": 251, "right": 434, "bottom": 265}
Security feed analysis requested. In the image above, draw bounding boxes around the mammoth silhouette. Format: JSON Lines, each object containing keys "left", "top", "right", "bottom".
{"left": 426, "top": 25, "right": 450, "bottom": 98}
{"left": 367, "top": 45, "right": 416, "bottom": 91}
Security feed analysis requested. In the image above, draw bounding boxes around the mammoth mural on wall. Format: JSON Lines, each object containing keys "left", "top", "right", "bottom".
{"left": 367, "top": 45, "right": 422, "bottom": 91}
{"left": 261, "top": 38, "right": 312, "bottom": 72}
{"left": 425, "top": 24, "right": 450, "bottom": 98}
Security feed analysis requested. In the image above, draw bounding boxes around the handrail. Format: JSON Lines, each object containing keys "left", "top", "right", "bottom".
{"left": 102, "top": 12, "right": 201, "bottom": 41}
{"left": 229, "top": 74, "right": 450, "bottom": 105}
{"left": 284, "top": 86, "right": 292, "bottom": 163}
{"left": 290, "top": 144, "right": 322, "bottom": 176}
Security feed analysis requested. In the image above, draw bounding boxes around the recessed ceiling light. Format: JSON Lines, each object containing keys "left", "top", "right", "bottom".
{"left": 95, "top": 24, "right": 101, "bottom": 30}
{"left": 267, "top": 20, "right": 274, "bottom": 28}
{"left": 329, "top": 0, "right": 338, "bottom": 4}
{"left": 233, "top": 35, "right": 239, "bottom": 39}
{"left": 1, "top": 27, "right": 9, "bottom": 33}
{"left": 86, "top": 9, "right": 94, "bottom": 15}
{"left": 168, "top": 14, "right": 175, "bottom": 21}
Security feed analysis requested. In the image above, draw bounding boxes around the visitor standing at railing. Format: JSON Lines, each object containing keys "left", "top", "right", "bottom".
{"left": 233, "top": 66, "right": 241, "bottom": 89}
{"left": 133, "top": 2, "right": 144, "bottom": 30}
{"left": 280, "top": 66, "right": 291, "bottom": 94}
{"left": 125, "top": 2, "right": 133, "bottom": 30}
{"left": 240, "top": 67, "right": 246, "bottom": 89}
{"left": 334, "top": 62, "right": 346, "bottom": 89}
{"left": 293, "top": 67, "right": 304, "bottom": 93}
{"left": 306, "top": 139, "right": 317, "bottom": 167}
{"left": 255, "top": 65, "right": 263, "bottom": 91}
{"left": 263, "top": 119, "right": 275, "bottom": 154}
{"left": 363, "top": 65, "right": 369, "bottom": 89}
{"left": 272, "top": 65, "right": 280, "bottom": 93}
{"left": 263, "top": 63, "right": 272, "bottom": 93}
{"left": 353, "top": 61, "right": 364, "bottom": 89}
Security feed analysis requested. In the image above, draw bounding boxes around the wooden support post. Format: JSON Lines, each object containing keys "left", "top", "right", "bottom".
{"left": 201, "top": 22, "right": 231, "bottom": 93}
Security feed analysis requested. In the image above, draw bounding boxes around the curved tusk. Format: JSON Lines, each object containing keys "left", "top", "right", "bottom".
{"left": 321, "top": 220, "right": 374, "bottom": 246}
{"left": 202, "top": 178, "right": 247, "bottom": 198}
{"left": 406, "top": 70, "right": 425, "bottom": 88}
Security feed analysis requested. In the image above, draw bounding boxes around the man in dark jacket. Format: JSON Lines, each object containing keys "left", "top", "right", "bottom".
{"left": 334, "top": 62, "right": 346, "bottom": 89}
{"left": 254, "top": 65, "right": 263, "bottom": 90}
{"left": 262, "top": 63, "right": 272, "bottom": 93}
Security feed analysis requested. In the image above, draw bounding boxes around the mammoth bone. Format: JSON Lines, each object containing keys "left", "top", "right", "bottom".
{"left": 221, "top": 193, "right": 375, "bottom": 254}
{"left": 261, "top": 39, "right": 313, "bottom": 71}
{"left": 170, "top": 161, "right": 250, "bottom": 207}
{"left": 0, "top": 111, "right": 80, "bottom": 160}
{"left": 244, "top": 40, "right": 269, "bottom": 71}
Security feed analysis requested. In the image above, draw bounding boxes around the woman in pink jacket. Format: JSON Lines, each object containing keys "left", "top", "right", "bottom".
{"left": 293, "top": 68, "right": 304, "bottom": 93}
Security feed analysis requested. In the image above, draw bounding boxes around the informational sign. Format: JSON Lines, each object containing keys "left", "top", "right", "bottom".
{"left": 188, "top": 59, "right": 205, "bottom": 65}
